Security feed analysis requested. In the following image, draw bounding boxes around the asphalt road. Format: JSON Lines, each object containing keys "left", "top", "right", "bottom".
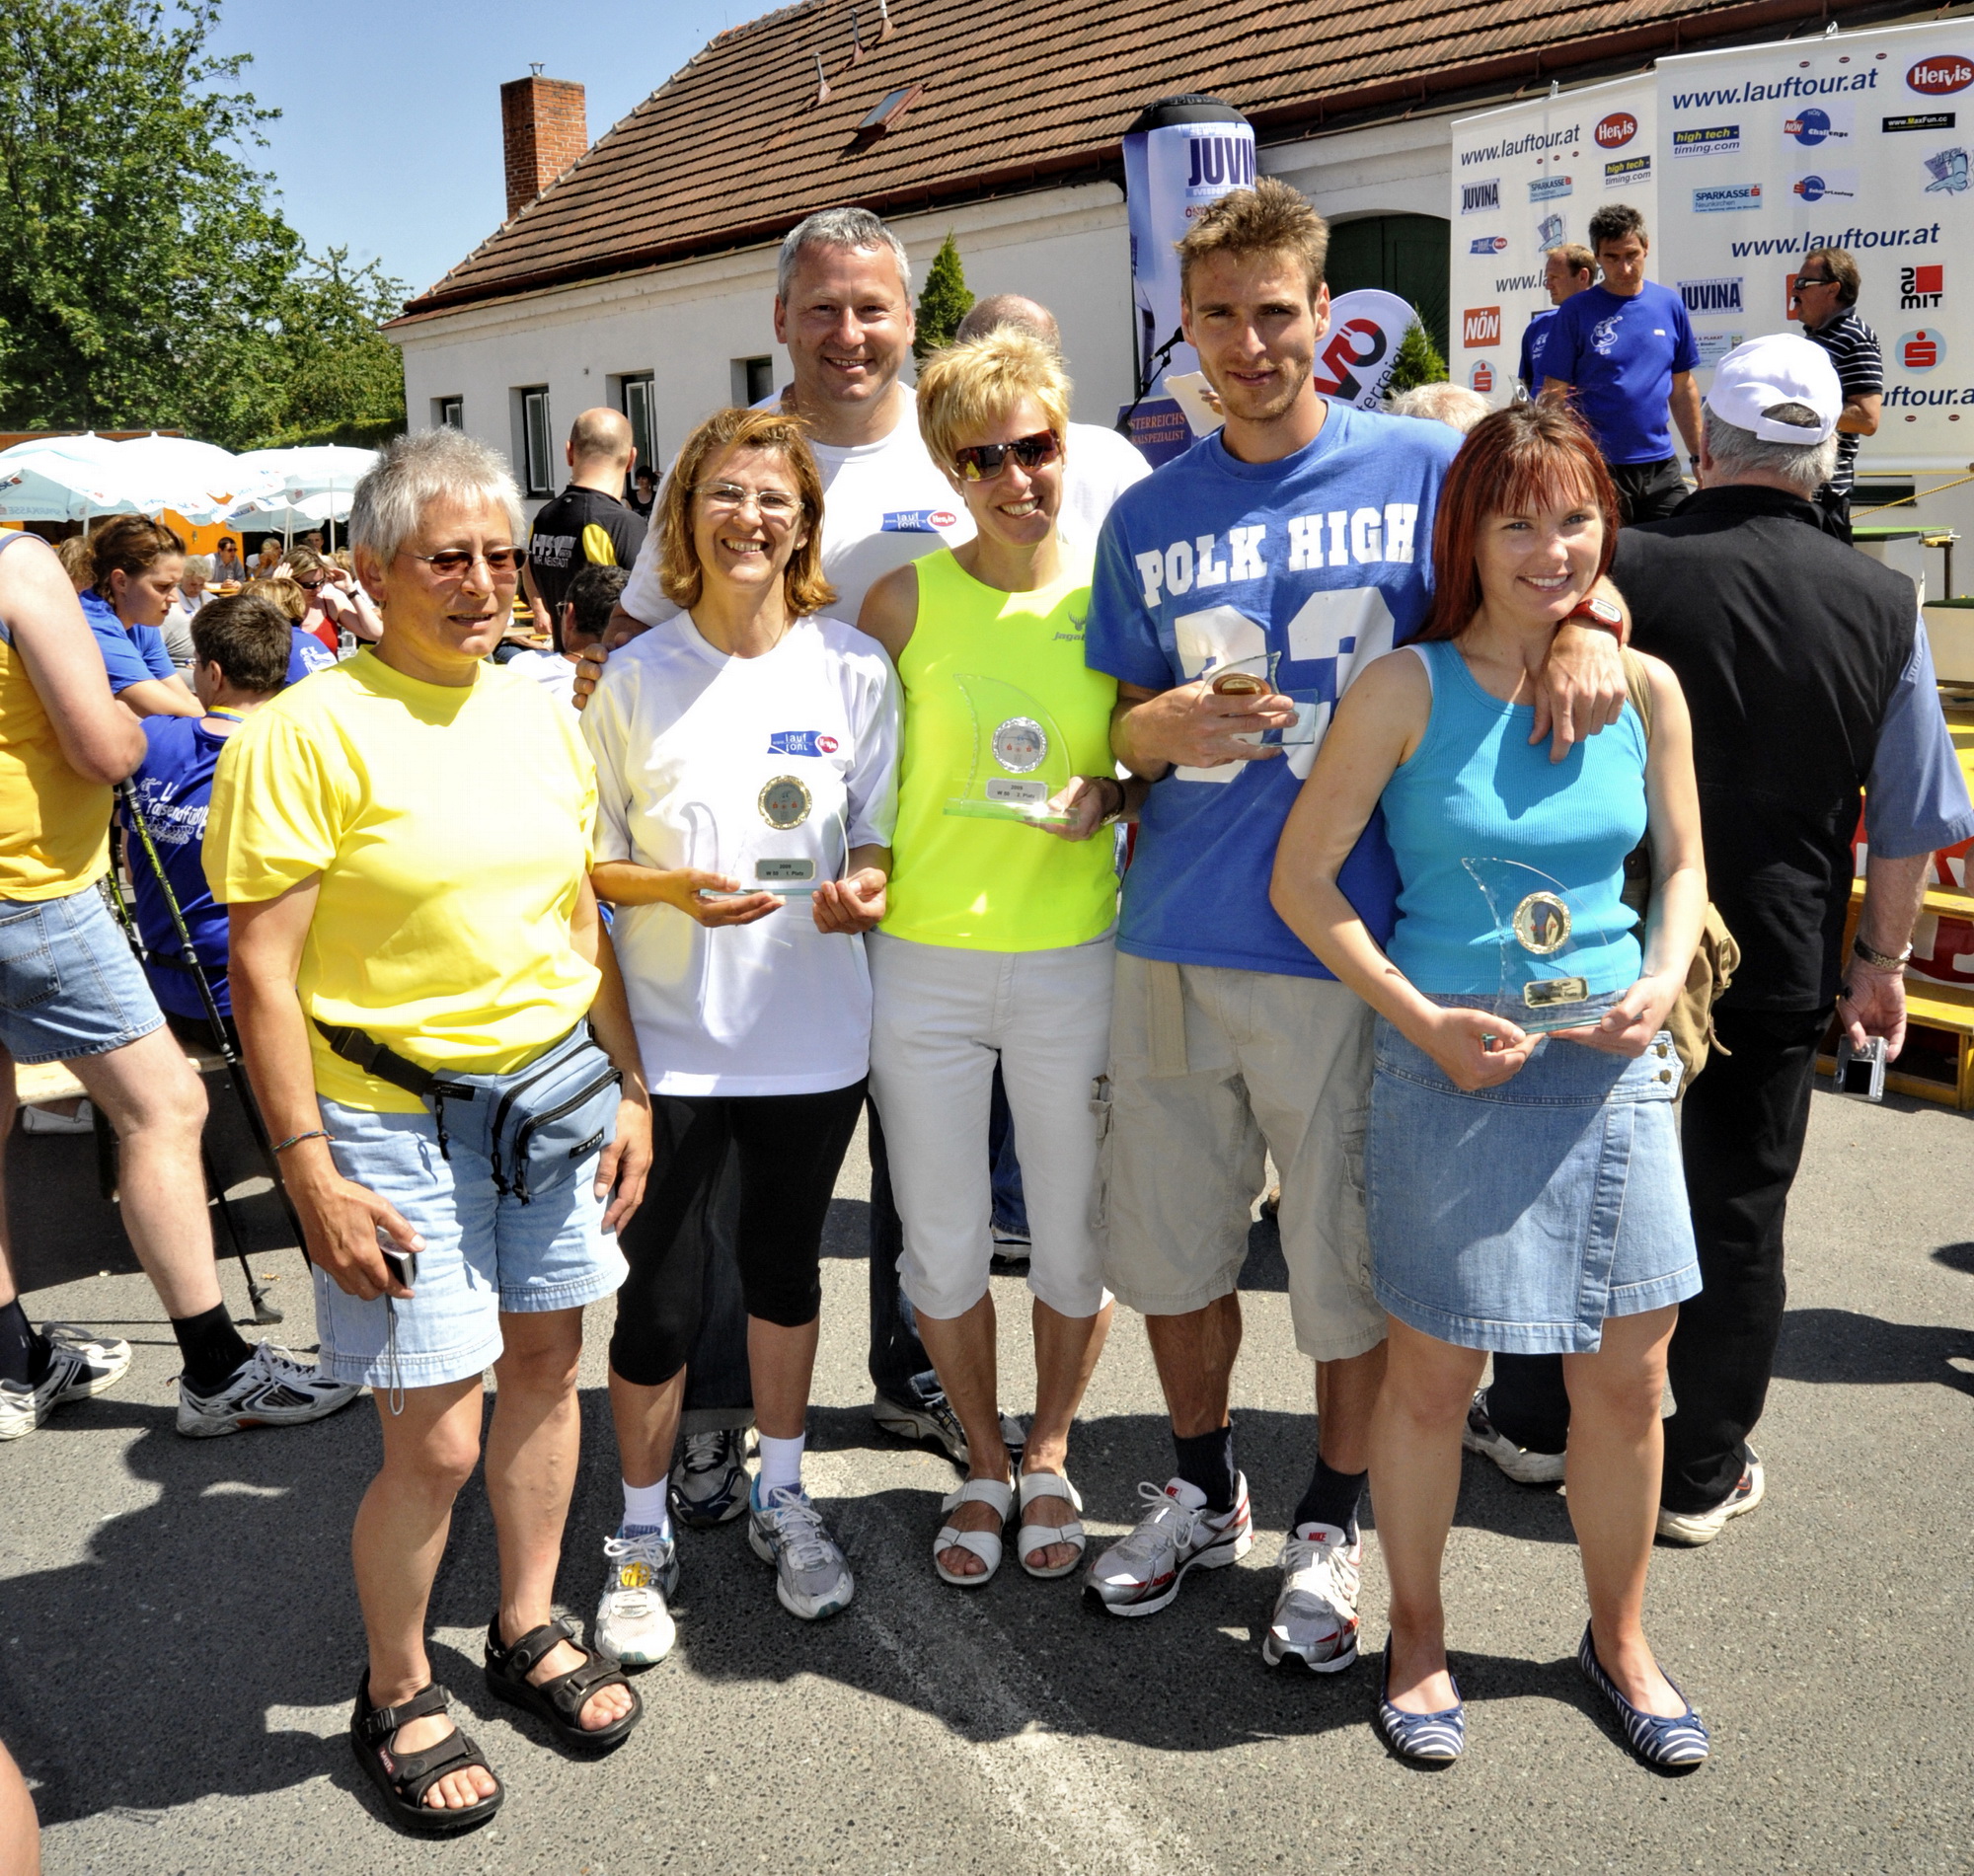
{"left": 4, "top": 1079, "right": 1972, "bottom": 1876}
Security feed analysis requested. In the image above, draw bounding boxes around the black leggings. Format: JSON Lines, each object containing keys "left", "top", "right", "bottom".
{"left": 608, "top": 1082, "right": 866, "bottom": 1388}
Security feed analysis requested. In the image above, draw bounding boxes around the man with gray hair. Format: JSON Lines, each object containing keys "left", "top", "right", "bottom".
{"left": 1384, "top": 381, "right": 1490, "bottom": 433}
{"left": 1472, "top": 335, "right": 1974, "bottom": 1543}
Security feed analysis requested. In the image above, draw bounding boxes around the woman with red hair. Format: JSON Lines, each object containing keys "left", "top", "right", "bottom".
{"left": 1271, "top": 399, "right": 1711, "bottom": 1767}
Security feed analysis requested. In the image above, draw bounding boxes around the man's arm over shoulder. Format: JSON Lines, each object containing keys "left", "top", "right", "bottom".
{"left": 0, "top": 539, "right": 145, "bottom": 783}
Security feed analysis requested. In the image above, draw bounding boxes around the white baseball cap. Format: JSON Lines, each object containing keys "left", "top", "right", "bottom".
{"left": 1704, "top": 334, "right": 1842, "bottom": 443}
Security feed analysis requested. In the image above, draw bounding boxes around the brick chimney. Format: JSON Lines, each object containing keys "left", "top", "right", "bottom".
{"left": 500, "top": 74, "right": 587, "bottom": 221}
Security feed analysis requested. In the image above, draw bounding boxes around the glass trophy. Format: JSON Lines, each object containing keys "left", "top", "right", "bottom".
{"left": 1460, "top": 858, "right": 1597, "bottom": 1033}
{"left": 945, "top": 674, "right": 1073, "bottom": 825}
{"left": 1199, "top": 649, "right": 1316, "bottom": 748}
{"left": 686, "top": 779, "right": 845, "bottom": 900}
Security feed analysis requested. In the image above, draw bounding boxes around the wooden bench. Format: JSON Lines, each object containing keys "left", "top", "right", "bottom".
{"left": 14, "top": 1039, "right": 230, "bottom": 1110}
{"left": 1820, "top": 883, "right": 1974, "bottom": 1107}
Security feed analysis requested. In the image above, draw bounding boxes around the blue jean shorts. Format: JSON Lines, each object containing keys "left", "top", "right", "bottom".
{"left": 313, "top": 1095, "right": 629, "bottom": 1392}
{"left": 1366, "top": 992, "right": 1700, "bottom": 1356}
{"left": 0, "top": 881, "right": 164, "bottom": 1066}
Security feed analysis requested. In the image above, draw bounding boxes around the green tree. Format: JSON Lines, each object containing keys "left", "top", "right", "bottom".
{"left": 1384, "top": 320, "right": 1451, "bottom": 397}
{"left": 913, "top": 233, "right": 973, "bottom": 361}
{"left": 0, "top": 1, "right": 404, "bottom": 449}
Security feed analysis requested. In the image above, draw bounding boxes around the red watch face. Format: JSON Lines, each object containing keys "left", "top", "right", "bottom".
{"left": 1571, "top": 594, "right": 1623, "bottom": 628}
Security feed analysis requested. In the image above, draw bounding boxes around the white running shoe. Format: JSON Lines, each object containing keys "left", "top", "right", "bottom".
{"left": 1655, "top": 1452, "right": 1766, "bottom": 1546}
{"left": 1262, "top": 1523, "right": 1362, "bottom": 1671}
{"left": 1084, "top": 1475, "right": 1253, "bottom": 1618}
{"left": 1463, "top": 1390, "right": 1566, "bottom": 1486}
{"left": 747, "top": 1483, "right": 855, "bottom": 1621}
{"left": 175, "top": 1342, "right": 361, "bottom": 1437}
{"left": 0, "top": 1323, "right": 131, "bottom": 1442}
{"left": 21, "top": 1100, "right": 95, "bottom": 1135}
{"left": 594, "top": 1528, "right": 680, "bottom": 1666}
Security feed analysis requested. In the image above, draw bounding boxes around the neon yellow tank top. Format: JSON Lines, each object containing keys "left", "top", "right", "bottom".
{"left": 882, "top": 548, "right": 1118, "bottom": 951}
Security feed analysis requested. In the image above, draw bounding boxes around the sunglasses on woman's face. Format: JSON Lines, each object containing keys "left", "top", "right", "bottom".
{"left": 951, "top": 429, "right": 1060, "bottom": 482}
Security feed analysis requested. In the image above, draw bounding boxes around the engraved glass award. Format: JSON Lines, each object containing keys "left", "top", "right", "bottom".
{"left": 687, "top": 777, "right": 844, "bottom": 900}
{"left": 1460, "top": 858, "right": 1597, "bottom": 1033}
{"left": 945, "top": 673, "right": 1073, "bottom": 825}
{"left": 1201, "top": 649, "right": 1316, "bottom": 747}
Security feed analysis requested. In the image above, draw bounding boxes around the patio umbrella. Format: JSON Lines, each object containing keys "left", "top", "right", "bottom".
{"left": 231, "top": 445, "right": 377, "bottom": 548}
{"left": 0, "top": 432, "right": 278, "bottom": 526}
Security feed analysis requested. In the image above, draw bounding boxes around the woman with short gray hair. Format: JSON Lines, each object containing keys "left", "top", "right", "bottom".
{"left": 208, "top": 427, "right": 653, "bottom": 1834}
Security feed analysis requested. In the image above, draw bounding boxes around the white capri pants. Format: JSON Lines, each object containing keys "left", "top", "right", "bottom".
{"left": 868, "top": 931, "right": 1114, "bottom": 1321}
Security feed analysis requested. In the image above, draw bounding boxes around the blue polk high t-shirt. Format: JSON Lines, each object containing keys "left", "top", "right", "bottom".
{"left": 120, "top": 716, "right": 232, "bottom": 1018}
{"left": 1086, "top": 404, "right": 1459, "bottom": 980}
{"left": 1541, "top": 281, "right": 1700, "bottom": 465}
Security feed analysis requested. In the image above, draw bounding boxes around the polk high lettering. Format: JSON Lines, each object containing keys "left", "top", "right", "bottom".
{"left": 1138, "top": 507, "right": 1419, "bottom": 605}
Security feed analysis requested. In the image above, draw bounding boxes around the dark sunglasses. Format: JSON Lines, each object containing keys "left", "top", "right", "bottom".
{"left": 293, "top": 574, "right": 326, "bottom": 591}
{"left": 1791, "top": 275, "right": 1837, "bottom": 292}
{"left": 402, "top": 547, "right": 526, "bottom": 578}
{"left": 952, "top": 429, "right": 1060, "bottom": 482}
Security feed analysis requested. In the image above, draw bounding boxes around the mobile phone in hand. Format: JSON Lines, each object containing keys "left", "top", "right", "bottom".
{"left": 378, "top": 1239, "right": 418, "bottom": 1290}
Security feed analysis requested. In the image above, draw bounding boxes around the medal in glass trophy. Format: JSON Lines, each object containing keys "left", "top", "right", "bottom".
{"left": 945, "top": 674, "right": 1073, "bottom": 824}
{"left": 1460, "top": 858, "right": 1596, "bottom": 1033}
{"left": 690, "top": 775, "right": 845, "bottom": 900}
{"left": 1201, "top": 649, "right": 1316, "bottom": 749}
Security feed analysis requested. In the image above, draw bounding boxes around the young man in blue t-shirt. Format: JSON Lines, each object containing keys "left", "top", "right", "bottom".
{"left": 1081, "top": 177, "right": 1628, "bottom": 1669}
{"left": 1542, "top": 204, "right": 1703, "bottom": 523}
{"left": 1519, "top": 243, "right": 1595, "bottom": 393}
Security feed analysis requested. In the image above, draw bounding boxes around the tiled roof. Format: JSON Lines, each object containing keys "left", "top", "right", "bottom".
{"left": 397, "top": 0, "right": 1856, "bottom": 320}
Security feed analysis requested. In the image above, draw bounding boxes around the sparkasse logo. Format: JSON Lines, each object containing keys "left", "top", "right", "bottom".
{"left": 1902, "top": 263, "right": 1945, "bottom": 310}
{"left": 1471, "top": 360, "right": 1496, "bottom": 394}
{"left": 1899, "top": 328, "right": 1945, "bottom": 371}
{"left": 1595, "top": 113, "right": 1637, "bottom": 149}
{"left": 1909, "top": 56, "right": 1974, "bottom": 96}
{"left": 1678, "top": 277, "right": 1745, "bottom": 314}
{"left": 1470, "top": 234, "right": 1508, "bottom": 254}
{"left": 1463, "top": 307, "right": 1502, "bottom": 347}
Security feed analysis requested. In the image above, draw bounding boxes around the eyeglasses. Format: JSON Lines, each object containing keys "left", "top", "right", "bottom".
{"left": 1792, "top": 275, "right": 1838, "bottom": 292}
{"left": 401, "top": 547, "right": 526, "bottom": 578}
{"left": 951, "top": 430, "right": 1060, "bottom": 482}
{"left": 693, "top": 482, "right": 803, "bottom": 522}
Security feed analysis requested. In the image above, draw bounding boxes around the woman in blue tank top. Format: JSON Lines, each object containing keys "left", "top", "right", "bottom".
{"left": 1272, "top": 401, "right": 1710, "bottom": 1768}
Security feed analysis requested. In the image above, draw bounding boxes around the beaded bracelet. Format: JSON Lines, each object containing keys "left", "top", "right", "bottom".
{"left": 272, "top": 1128, "right": 335, "bottom": 1154}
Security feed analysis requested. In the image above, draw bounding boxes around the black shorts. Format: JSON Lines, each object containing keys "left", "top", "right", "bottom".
{"left": 1610, "top": 457, "right": 1690, "bottom": 526}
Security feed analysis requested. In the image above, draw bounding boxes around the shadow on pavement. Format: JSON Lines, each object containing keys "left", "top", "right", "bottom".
{"left": 1772, "top": 1306, "right": 1974, "bottom": 1394}
{"left": 1932, "top": 1240, "right": 1974, "bottom": 1276}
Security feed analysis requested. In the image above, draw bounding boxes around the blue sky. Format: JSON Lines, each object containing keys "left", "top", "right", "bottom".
{"left": 205, "top": 1, "right": 762, "bottom": 300}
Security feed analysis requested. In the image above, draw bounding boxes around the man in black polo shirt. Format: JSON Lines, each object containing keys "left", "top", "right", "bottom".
{"left": 524, "top": 409, "right": 645, "bottom": 643}
{"left": 1791, "top": 246, "right": 1882, "bottom": 542}
{"left": 1471, "top": 336, "right": 1974, "bottom": 1544}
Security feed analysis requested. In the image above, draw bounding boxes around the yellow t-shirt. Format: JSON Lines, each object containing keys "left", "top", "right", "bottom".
{"left": 204, "top": 649, "right": 600, "bottom": 1112}
{"left": 0, "top": 607, "right": 112, "bottom": 902}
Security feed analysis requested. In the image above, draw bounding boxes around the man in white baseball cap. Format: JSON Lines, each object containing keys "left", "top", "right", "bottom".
{"left": 1470, "top": 330, "right": 1974, "bottom": 1549}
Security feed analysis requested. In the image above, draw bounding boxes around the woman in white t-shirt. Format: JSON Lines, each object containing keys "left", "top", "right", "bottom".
{"left": 582, "top": 406, "right": 897, "bottom": 1656}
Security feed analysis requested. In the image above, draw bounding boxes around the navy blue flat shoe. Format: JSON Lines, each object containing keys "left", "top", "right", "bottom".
{"left": 1577, "top": 1623, "right": 1709, "bottom": 1767}
{"left": 1376, "top": 1641, "right": 1466, "bottom": 1763}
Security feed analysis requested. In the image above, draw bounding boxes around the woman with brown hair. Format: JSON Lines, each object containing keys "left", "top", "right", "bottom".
{"left": 581, "top": 406, "right": 896, "bottom": 1652}
{"left": 82, "top": 516, "right": 198, "bottom": 718}
{"left": 1272, "top": 398, "right": 1712, "bottom": 1766}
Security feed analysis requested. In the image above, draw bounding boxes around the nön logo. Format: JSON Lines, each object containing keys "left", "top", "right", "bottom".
{"left": 1463, "top": 307, "right": 1501, "bottom": 347}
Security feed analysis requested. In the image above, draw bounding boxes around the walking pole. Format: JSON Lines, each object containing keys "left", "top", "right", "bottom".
{"left": 116, "top": 782, "right": 304, "bottom": 1324}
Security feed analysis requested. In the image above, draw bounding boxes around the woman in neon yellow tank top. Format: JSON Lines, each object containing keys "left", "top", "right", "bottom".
{"left": 860, "top": 329, "right": 1145, "bottom": 1590}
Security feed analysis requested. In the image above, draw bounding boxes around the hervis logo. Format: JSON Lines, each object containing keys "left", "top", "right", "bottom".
{"left": 1462, "top": 179, "right": 1500, "bottom": 214}
{"left": 1594, "top": 112, "right": 1637, "bottom": 149}
{"left": 1463, "top": 307, "right": 1502, "bottom": 348}
{"left": 1469, "top": 234, "right": 1508, "bottom": 255}
{"left": 1678, "top": 277, "right": 1744, "bottom": 314}
{"left": 1909, "top": 56, "right": 1974, "bottom": 96}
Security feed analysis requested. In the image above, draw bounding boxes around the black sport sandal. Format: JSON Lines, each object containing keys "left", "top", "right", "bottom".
{"left": 484, "top": 1614, "right": 643, "bottom": 1752}
{"left": 348, "top": 1673, "right": 502, "bottom": 1836}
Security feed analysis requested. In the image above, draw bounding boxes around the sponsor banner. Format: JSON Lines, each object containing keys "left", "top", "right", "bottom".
{"left": 1309, "top": 289, "right": 1417, "bottom": 410}
{"left": 1660, "top": 17, "right": 1974, "bottom": 465}
{"left": 1451, "top": 73, "right": 1656, "bottom": 410}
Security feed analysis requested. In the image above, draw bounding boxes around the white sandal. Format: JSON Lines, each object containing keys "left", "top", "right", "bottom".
{"left": 933, "top": 1477, "right": 1013, "bottom": 1587}
{"left": 1016, "top": 1468, "right": 1086, "bottom": 1579}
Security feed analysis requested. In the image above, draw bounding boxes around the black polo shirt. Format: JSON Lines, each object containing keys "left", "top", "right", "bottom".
{"left": 526, "top": 484, "right": 645, "bottom": 622}
{"left": 1612, "top": 485, "right": 1916, "bottom": 1012}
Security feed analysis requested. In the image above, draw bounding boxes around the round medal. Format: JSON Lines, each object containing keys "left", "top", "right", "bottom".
{"left": 1511, "top": 891, "right": 1572, "bottom": 955}
{"left": 758, "top": 775, "right": 812, "bottom": 830}
{"left": 992, "top": 716, "right": 1048, "bottom": 775}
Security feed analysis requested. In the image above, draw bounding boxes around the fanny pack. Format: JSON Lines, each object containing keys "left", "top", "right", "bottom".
{"left": 318, "top": 1019, "right": 621, "bottom": 1204}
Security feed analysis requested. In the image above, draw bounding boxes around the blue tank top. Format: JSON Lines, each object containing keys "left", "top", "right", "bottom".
{"left": 1379, "top": 639, "right": 1647, "bottom": 996}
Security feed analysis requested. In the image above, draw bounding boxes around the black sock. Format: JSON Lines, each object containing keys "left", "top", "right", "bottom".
{"left": 1293, "top": 1456, "right": 1367, "bottom": 1539}
{"left": 171, "top": 1303, "right": 253, "bottom": 1394}
{"left": 0, "top": 1299, "right": 51, "bottom": 1388}
{"left": 1172, "top": 1424, "right": 1237, "bottom": 1514}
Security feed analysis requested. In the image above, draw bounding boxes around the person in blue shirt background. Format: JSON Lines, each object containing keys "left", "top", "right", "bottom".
{"left": 1519, "top": 243, "right": 1595, "bottom": 394}
{"left": 120, "top": 593, "right": 291, "bottom": 1051}
{"left": 79, "top": 516, "right": 201, "bottom": 719}
{"left": 1542, "top": 204, "right": 1703, "bottom": 523}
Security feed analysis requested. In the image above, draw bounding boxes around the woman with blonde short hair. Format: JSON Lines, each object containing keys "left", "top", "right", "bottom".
{"left": 860, "top": 330, "right": 1138, "bottom": 1590}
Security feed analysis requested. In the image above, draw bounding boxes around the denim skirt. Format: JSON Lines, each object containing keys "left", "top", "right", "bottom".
{"left": 1365, "top": 994, "right": 1700, "bottom": 1355}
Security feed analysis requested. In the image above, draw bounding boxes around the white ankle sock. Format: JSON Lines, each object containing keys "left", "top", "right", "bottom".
{"left": 621, "top": 1477, "right": 671, "bottom": 1540}
{"left": 757, "top": 1432, "right": 805, "bottom": 1497}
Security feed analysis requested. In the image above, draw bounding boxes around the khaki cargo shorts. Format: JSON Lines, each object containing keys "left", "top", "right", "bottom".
{"left": 1097, "top": 951, "right": 1385, "bottom": 1364}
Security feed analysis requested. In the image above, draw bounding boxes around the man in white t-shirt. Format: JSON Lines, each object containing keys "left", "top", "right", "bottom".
{"left": 508, "top": 563, "right": 625, "bottom": 712}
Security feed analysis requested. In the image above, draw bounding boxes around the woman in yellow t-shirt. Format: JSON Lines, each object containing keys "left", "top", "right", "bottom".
{"left": 860, "top": 330, "right": 1143, "bottom": 1591}
{"left": 208, "top": 431, "right": 653, "bottom": 1833}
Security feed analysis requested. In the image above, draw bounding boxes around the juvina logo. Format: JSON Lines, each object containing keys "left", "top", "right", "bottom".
{"left": 1594, "top": 113, "right": 1637, "bottom": 149}
{"left": 1909, "top": 56, "right": 1974, "bottom": 96}
{"left": 1462, "top": 180, "right": 1500, "bottom": 214}
{"left": 1186, "top": 135, "right": 1255, "bottom": 189}
{"left": 1463, "top": 306, "right": 1502, "bottom": 347}
{"left": 1678, "top": 277, "right": 1745, "bottom": 313}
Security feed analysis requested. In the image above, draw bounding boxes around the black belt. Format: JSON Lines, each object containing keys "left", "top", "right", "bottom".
{"left": 316, "top": 1021, "right": 450, "bottom": 1100}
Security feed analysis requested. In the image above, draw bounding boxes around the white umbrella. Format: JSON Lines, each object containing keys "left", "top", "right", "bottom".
{"left": 0, "top": 432, "right": 278, "bottom": 525}
{"left": 230, "top": 445, "right": 377, "bottom": 548}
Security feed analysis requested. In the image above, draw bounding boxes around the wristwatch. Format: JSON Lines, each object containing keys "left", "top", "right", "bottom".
{"left": 1564, "top": 592, "right": 1625, "bottom": 638}
{"left": 1852, "top": 935, "right": 1913, "bottom": 972}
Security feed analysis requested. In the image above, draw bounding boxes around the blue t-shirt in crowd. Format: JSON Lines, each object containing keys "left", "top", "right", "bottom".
{"left": 80, "top": 589, "right": 175, "bottom": 695}
{"left": 120, "top": 716, "right": 233, "bottom": 1018}
{"left": 286, "top": 627, "right": 337, "bottom": 686}
{"left": 1541, "top": 281, "right": 1700, "bottom": 465}
{"left": 1086, "top": 403, "right": 1459, "bottom": 979}
{"left": 1519, "top": 308, "right": 1558, "bottom": 392}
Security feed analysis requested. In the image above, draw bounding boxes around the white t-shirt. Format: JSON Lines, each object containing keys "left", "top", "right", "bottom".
{"left": 582, "top": 612, "right": 900, "bottom": 1096}
{"left": 507, "top": 647, "right": 579, "bottom": 711}
{"left": 1060, "top": 421, "right": 1153, "bottom": 552}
